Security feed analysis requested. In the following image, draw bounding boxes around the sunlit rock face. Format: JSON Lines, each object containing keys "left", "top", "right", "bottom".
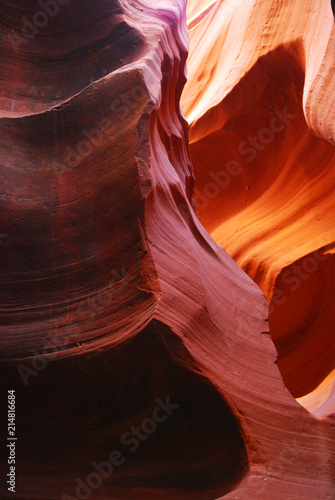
{"left": 0, "top": 1, "right": 334, "bottom": 499}
{"left": 183, "top": 0, "right": 335, "bottom": 417}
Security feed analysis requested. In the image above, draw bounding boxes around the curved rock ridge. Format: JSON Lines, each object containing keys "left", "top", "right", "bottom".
{"left": 183, "top": 0, "right": 335, "bottom": 420}
{"left": 0, "top": 1, "right": 257, "bottom": 498}
{"left": 0, "top": 1, "right": 334, "bottom": 500}
{"left": 0, "top": 0, "right": 147, "bottom": 117}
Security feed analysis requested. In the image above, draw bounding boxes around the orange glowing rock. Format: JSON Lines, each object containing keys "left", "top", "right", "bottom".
{"left": 183, "top": 0, "right": 335, "bottom": 419}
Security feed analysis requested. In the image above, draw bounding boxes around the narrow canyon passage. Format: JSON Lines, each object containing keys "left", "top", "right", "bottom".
{"left": 0, "top": 1, "right": 334, "bottom": 499}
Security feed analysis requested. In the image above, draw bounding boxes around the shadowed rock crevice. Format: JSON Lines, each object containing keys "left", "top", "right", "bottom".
{"left": 0, "top": 321, "right": 248, "bottom": 498}
{"left": 269, "top": 246, "right": 335, "bottom": 405}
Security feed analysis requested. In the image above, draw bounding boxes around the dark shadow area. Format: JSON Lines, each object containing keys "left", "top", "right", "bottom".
{"left": 0, "top": 320, "right": 248, "bottom": 499}
{"left": 0, "top": 0, "right": 145, "bottom": 115}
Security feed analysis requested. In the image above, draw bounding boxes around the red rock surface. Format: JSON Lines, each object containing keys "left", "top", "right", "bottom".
{"left": 0, "top": 0, "right": 334, "bottom": 499}
{"left": 183, "top": 0, "right": 335, "bottom": 417}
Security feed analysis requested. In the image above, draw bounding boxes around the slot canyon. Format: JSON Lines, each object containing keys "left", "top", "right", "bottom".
{"left": 0, "top": 0, "right": 334, "bottom": 499}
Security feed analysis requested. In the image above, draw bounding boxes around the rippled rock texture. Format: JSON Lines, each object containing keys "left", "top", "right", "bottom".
{"left": 0, "top": 0, "right": 334, "bottom": 499}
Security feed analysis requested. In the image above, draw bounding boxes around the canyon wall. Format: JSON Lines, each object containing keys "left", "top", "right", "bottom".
{"left": 0, "top": 0, "right": 334, "bottom": 498}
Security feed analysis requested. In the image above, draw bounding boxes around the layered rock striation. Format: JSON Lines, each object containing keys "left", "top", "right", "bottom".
{"left": 0, "top": 0, "right": 334, "bottom": 499}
